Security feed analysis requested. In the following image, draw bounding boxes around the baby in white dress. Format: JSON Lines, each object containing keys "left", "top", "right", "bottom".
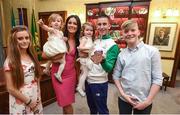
{"left": 38, "top": 13, "right": 67, "bottom": 83}
{"left": 76, "top": 22, "right": 95, "bottom": 96}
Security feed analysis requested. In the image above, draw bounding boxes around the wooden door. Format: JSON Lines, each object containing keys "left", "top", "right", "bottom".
{"left": 17, "top": 8, "right": 28, "bottom": 27}
{"left": 38, "top": 11, "right": 67, "bottom": 50}
{"left": 179, "top": 56, "right": 180, "bottom": 69}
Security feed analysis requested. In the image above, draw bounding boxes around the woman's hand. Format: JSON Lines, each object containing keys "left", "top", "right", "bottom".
{"left": 51, "top": 53, "right": 64, "bottom": 63}
{"left": 29, "top": 98, "right": 41, "bottom": 113}
{"left": 79, "top": 52, "right": 88, "bottom": 58}
{"left": 28, "top": 99, "right": 37, "bottom": 111}
{"left": 42, "top": 52, "right": 64, "bottom": 62}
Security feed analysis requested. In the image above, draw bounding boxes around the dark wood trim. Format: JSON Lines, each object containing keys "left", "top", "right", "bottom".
{"left": 0, "top": 68, "right": 9, "bottom": 113}
{"left": 85, "top": 0, "right": 151, "bottom": 5}
{"left": 42, "top": 97, "right": 56, "bottom": 107}
{"left": 161, "top": 57, "right": 175, "bottom": 60}
{"left": 169, "top": 29, "right": 180, "bottom": 87}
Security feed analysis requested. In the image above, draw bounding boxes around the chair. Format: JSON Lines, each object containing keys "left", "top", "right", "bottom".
{"left": 161, "top": 72, "right": 170, "bottom": 91}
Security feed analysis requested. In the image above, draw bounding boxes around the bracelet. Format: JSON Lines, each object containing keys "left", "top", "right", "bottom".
{"left": 25, "top": 99, "right": 32, "bottom": 105}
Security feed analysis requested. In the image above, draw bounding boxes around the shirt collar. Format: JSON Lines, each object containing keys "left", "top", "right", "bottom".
{"left": 128, "top": 41, "right": 144, "bottom": 52}
{"left": 101, "top": 34, "right": 111, "bottom": 40}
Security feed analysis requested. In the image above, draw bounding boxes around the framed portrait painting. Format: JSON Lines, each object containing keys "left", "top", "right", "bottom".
{"left": 148, "top": 22, "right": 177, "bottom": 51}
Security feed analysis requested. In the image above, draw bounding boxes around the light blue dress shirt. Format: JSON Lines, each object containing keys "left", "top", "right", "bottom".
{"left": 113, "top": 41, "right": 163, "bottom": 102}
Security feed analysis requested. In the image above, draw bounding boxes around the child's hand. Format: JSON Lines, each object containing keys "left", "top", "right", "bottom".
{"left": 43, "top": 68, "right": 50, "bottom": 76}
{"left": 63, "top": 37, "right": 68, "bottom": 42}
{"left": 51, "top": 53, "right": 64, "bottom": 63}
{"left": 37, "top": 19, "right": 44, "bottom": 26}
{"left": 77, "top": 47, "right": 83, "bottom": 51}
{"left": 77, "top": 47, "right": 84, "bottom": 51}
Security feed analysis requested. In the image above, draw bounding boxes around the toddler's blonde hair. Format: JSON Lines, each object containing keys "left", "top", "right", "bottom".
{"left": 48, "top": 13, "right": 63, "bottom": 29}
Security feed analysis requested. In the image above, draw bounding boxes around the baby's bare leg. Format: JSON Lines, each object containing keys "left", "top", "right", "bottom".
{"left": 76, "top": 65, "right": 88, "bottom": 97}
{"left": 54, "top": 54, "right": 65, "bottom": 82}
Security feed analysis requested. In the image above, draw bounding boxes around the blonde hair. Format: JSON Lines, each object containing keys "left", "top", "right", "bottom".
{"left": 81, "top": 22, "right": 95, "bottom": 39}
{"left": 7, "top": 25, "right": 41, "bottom": 89}
{"left": 121, "top": 19, "right": 139, "bottom": 30}
{"left": 48, "top": 13, "right": 63, "bottom": 29}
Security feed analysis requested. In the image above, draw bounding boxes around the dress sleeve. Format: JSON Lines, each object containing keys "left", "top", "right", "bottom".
{"left": 3, "top": 59, "right": 11, "bottom": 71}
{"left": 80, "top": 36, "right": 87, "bottom": 43}
{"left": 59, "top": 30, "right": 64, "bottom": 37}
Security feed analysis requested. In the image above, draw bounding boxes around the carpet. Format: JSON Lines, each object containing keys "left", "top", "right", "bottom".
{"left": 43, "top": 83, "right": 180, "bottom": 114}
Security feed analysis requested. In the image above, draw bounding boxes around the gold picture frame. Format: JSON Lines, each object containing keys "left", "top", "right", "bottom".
{"left": 148, "top": 22, "right": 177, "bottom": 51}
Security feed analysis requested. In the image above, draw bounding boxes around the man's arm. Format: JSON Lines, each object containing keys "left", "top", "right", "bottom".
{"left": 113, "top": 55, "right": 124, "bottom": 95}
{"left": 146, "top": 84, "right": 161, "bottom": 103}
{"left": 101, "top": 44, "right": 120, "bottom": 72}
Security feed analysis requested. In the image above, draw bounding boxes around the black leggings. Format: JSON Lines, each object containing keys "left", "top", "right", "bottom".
{"left": 118, "top": 97, "right": 152, "bottom": 114}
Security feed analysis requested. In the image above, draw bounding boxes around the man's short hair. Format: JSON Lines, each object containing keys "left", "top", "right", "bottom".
{"left": 121, "top": 19, "right": 138, "bottom": 30}
{"left": 98, "top": 12, "right": 110, "bottom": 20}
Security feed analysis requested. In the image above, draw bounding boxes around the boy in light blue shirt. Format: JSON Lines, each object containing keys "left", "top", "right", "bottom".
{"left": 113, "top": 20, "right": 163, "bottom": 114}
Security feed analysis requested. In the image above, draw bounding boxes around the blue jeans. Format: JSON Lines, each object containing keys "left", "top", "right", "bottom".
{"left": 85, "top": 81, "right": 109, "bottom": 114}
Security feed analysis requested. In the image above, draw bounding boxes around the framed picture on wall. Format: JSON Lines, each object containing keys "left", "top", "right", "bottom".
{"left": 148, "top": 22, "right": 177, "bottom": 51}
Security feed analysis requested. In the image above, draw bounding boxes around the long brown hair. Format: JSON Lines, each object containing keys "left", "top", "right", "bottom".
{"left": 64, "top": 15, "right": 81, "bottom": 57}
{"left": 7, "top": 25, "right": 41, "bottom": 89}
